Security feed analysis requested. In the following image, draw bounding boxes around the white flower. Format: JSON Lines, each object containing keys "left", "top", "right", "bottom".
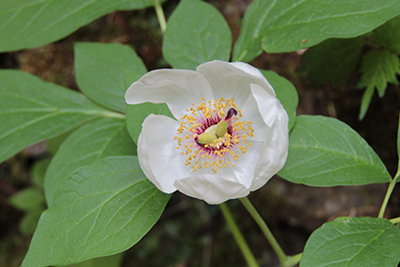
{"left": 125, "top": 60, "right": 289, "bottom": 204}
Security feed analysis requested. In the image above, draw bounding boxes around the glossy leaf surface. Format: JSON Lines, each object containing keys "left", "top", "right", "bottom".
{"left": 23, "top": 156, "right": 170, "bottom": 267}
{"left": 300, "top": 217, "right": 400, "bottom": 267}
{"left": 163, "top": 0, "right": 231, "bottom": 70}
{"left": 44, "top": 118, "right": 135, "bottom": 207}
{"left": 279, "top": 115, "right": 391, "bottom": 186}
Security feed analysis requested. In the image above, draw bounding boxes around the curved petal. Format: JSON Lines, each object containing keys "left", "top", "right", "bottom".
{"left": 229, "top": 62, "right": 268, "bottom": 82}
{"left": 250, "top": 84, "right": 287, "bottom": 127}
{"left": 125, "top": 69, "right": 214, "bottom": 119}
{"left": 250, "top": 113, "right": 289, "bottom": 191}
{"left": 233, "top": 85, "right": 288, "bottom": 190}
{"left": 240, "top": 87, "right": 271, "bottom": 142}
{"left": 137, "top": 129, "right": 162, "bottom": 190}
{"left": 139, "top": 114, "right": 192, "bottom": 193}
{"left": 196, "top": 61, "right": 275, "bottom": 108}
{"left": 174, "top": 174, "right": 250, "bottom": 204}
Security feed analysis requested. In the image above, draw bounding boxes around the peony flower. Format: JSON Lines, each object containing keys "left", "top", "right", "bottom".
{"left": 125, "top": 60, "right": 289, "bottom": 204}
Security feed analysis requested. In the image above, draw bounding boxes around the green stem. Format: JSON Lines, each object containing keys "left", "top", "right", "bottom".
{"left": 283, "top": 253, "right": 302, "bottom": 267}
{"left": 390, "top": 217, "right": 400, "bottom": 224}
{"left": 219, "top": 202, "right": 259, "bottom": 267}
{"left": 240, "top": 197, "right": 288, "bottom": 266}
{"left": 154, "top": 0, "right": 167, "bottom": 33}
{"left": 378, "top": 178, "right": 397, "bottom": 218}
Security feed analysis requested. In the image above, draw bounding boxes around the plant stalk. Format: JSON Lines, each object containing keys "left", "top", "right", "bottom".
{"left": 219, "top": 202, "right": 259, "bottom": 267}
{"left": 390, "top": 217, "right": 400, "bottom": 224}
{"left": 283, "top": 253, "right": 302, "bottom": 267}
{"left": 378, "top": 178, "right": 397, "bottom": 218}
{"left": 154, "top": 0, "right": 167, "bottom": 33}
{"left": 240, "top": 197, "right": 288, "bottom": 266}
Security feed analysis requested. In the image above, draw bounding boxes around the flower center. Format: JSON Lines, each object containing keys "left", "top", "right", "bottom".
{"left": 175, "top": 97, "right": 254, "bottom": 173}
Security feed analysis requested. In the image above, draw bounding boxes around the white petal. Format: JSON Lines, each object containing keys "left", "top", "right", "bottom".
{"left": 174, "top": 174, "right": 250, "bottom": 204}
{"left": 137, "top": 129, "right": 163, "bottom": 190}
{"left": 230, "top": 141, "right": 263, "bottom": 188}
{"left": 250, "top": 112, "right": 289, "bottom": 191}
{"left": 139, "top": 114, "right": 192, "bottom": 193}
{"left": 196, "top": 61, "right": 275, "bottom": 108}
{"left": 240, "top": 88, "right": 271, "bottom": 142}
{"left": 229, "top": 62, "right": 268, "bottom": 81}
{"left": 250, "top": 84, "right": 286, "bottom": 127}
{"left": 125, "top": 69, "right": 214, "bottom": 119}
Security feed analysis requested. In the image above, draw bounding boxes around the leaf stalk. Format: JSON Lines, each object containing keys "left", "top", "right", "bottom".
{"left": 154, "top": 0, "right": 167, "bottom": 33}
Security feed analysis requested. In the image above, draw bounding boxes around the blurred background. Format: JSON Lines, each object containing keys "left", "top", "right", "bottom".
{"left": 0, "top": 0, "right": 399, "bottom": 266}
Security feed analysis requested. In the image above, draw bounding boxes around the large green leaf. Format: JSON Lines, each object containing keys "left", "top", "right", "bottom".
{"left": 162, "top": 0, "right": 232, "bottom": 70}
{"left": 233, "top": 0, "right": 400, "bottom": 61}
{"left": 126, "top": 103, "right": 173, "bottom": 144}
{"left": 45, "top": 118, "right": 135, "bottom": 207}
{"left": 0, "top": 0, "right": 162, "bottom": 52}
{"left": 75, "top": 42, "right": 147, "bottom": 113}
{"left": 279, "top": 115, "right": 391, "bottom": 186}
{"left": 300, "top": 217, "right": 400, "bottom": 267}
{"left": 0, "top": 70, "right": 117, "bottom": 164}
{"left": 22, "top": 156, "right": 170, "bottom": 267}
{"left": 261, "top": 70, "right": 298, "bottom": 131}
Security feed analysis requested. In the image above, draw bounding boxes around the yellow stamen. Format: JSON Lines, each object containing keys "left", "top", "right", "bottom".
{"left": 174, "top": 97, "right": 254, "bottom": 173}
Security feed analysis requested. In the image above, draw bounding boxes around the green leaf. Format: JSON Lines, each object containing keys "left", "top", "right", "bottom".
{"left": 260, "top": 70, "right": 298, "bottom": 131}
{"left": 31, "top": 158, "right": 50, "bottom": 187}
{"left": 0, "top": 70, "right": 117, "bottom": 164}
{"left": 45, "top": 118, "right": 136, "bottom": 207}
{"left": 233, "top": 0, "right": 400, "bottom": 61}
{"left": 162, "top": 0, "right": 232, "bottom": 70}
{"left": 301, "top": 37, "right": 365, "bottom": 85}
{"left": 75, "top": 42, "right": 147, "bottom": 113}
{"left": 357, "top": 49, "right": 400, "bottom": 119}
{"left": 358, "top": 49, "right": 400, "bottom": 97}
{"left": 61, "top": 253, "right": 123, "bottom": 267}
{"left": 300, "top": 217, "right": 400, "bottom": 267}
{"left": 22, "top": 156, "right": 170, "bottom": 267}
{"left": 9, "top": 188, "right": 45, "bottom": 211}
{"left": 126, "top": 103, "right": 173, "bottom": 144}
{"left": 20, "top": 207, "right": 46, "bottom": 236}
{"left": 279, "top": 115, "right": 391, "bottom": 186}
{"left": 359, "top": 85, "right": 375, "bottom": 120}
{"left": 373, "top": 15, "right": 400, "bottom": 54}
{"left": 0, "top": 0, "right": 162, "bottom": 52}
